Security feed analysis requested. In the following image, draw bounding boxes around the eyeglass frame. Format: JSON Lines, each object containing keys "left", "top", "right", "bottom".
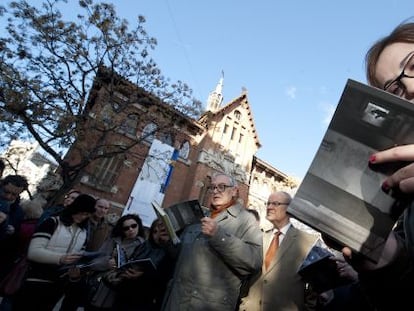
{"left": 266, "top": 201, "right": 289, "bottom": 207}
{"left": 207, "top": 183, "right": 234, "bottom": 193}
{"left": 122, "top": 223, "right": 138, "bottom": 231}
{"left": 383, "top": 51, "right": 414, "bottom": 96}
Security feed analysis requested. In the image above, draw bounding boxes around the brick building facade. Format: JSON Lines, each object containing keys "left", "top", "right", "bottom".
{"left": 66, "top": 69, "right": 297, "bottom": 227}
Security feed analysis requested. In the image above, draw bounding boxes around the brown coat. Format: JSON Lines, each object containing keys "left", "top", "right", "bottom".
{"left": 86, "top": 217, "right": 113, "bottom": 252}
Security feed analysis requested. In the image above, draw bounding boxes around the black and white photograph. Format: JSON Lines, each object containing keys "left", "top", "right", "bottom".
{"left": 288, "top": 79, "right": 414, "bottom": 262}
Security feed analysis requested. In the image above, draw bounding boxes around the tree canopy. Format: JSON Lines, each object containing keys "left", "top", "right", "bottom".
{"left": 0, "top": 0, "right": 202, "bottom": 200}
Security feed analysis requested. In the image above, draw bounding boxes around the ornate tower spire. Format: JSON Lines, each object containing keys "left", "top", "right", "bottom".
{"left": 206, "top": 71, "right": 224, "bottom": 112}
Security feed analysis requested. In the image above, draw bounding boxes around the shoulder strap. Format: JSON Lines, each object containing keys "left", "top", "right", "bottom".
{"left": 51, "top": 216, "right": 59, "bottom": 231}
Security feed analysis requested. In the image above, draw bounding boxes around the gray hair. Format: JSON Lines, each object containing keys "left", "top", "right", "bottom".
{"left": 272, "top": 191, "right": 292, "bottom": 204}
{"left": 211, "top": 172, "right": 238, "bottom": 187}
{"left": 21, "top": 199, "right": 45, "bottom": 219}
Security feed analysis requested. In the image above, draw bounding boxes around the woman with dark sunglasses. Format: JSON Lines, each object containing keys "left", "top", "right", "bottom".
{"left": 86, "top": 213, "right": 145, "bottom": 310}
{"left": 87, "top": 214, "right": 172, "bottom": 311}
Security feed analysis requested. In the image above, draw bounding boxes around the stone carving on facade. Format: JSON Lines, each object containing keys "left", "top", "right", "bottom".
{"left": 198, "top": 149, "right": 248, "bottom": 183}
{"left": 231, "top": 163, "right": 248, "bottom": 184}
{"left": 198, "top": 149, "right": 225, "bottom": 171}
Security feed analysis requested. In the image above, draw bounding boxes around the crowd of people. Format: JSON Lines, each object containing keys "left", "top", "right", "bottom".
{"left": 2, "top": 18, "right": 414, "bottom": 311}
{"left": 0, "top": 172, "right": 177, "bottom": 311}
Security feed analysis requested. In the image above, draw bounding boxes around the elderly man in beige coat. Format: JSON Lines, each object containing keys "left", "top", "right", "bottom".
{"left": 239, "top": 191, "right": 318, "bottom": 311}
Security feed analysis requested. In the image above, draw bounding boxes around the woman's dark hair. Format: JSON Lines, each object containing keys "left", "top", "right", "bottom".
{"left": 112, "top": 213, "right": 145, "bottom": 239}
{"left": 60, "top": 194, "right": 96, "bottom": 229}
{"left": 148, "top": 218, "right": 163, "bottom": 245}
{"left": 1, "top": 174, "right": 29, "bottom": 190}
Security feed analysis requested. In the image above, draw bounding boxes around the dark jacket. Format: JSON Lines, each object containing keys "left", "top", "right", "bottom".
{"left": 37, "top": 204, "right": 64, "bottom": 226}
{"left": 115, "top": 240, "right": 175, "bottom": 311}
{"left": 0, "top": 198, "right": 24, "bottom": 278}
{"left": 94, "top": 236, "right": 173, "bottom": 311}
{"left": 358, "top": 204, "right": 414, "bottom": 311}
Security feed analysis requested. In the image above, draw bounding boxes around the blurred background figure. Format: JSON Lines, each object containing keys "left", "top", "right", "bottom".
{"left": 37, "top": 189, "right": 81, "bottom": 225}
{"left": 0, "top": 175, "right": 29, "bottom": 278}
{"left": 18, "top": 198, "right": 46, "bottom": 255}
{"left": 0, "top": 160, "right": 5, "bottom": 178}
{"left": 0, "top": 197, "right": 45, "bottom": 311}
{"left": 316, "top": 253, "right": 374, "bottom": 311}
{"left": 146, "top": 218, "right": 175, "bottom": 310}
{"left": 86, "top": 198, "right": 113, "bottom": 252}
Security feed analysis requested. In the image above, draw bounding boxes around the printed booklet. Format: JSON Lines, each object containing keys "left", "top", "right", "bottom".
{"left": 116, "top": 245, "right": 156, "bottom": 273}
{"left": 152, "top": 199, "right": 205, "bottom": 244}
{"left": 287, "top": 79, "right": 414, "bottom": 262}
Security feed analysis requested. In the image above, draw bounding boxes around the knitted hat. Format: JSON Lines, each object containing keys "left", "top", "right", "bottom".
{"left": 65, "top": 194, "right": 96, "bottom": 215}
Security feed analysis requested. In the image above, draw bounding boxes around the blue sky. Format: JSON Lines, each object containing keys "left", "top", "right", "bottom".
{"left": 105, "top": 1, "right": 414, "bottom": 179}
{"left": 4, "top": 1, "right": 414, "bottom": 179}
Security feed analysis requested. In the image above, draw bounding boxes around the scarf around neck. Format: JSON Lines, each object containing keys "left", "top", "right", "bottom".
{"left": 210, "top": 199, "right": 236, "bottom": 219}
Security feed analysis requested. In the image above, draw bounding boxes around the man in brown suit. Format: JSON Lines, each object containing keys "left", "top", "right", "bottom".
{"left": 239, "top": 191, "right": 318, "bottom": 311}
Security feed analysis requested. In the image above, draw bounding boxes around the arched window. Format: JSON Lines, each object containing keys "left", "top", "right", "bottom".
{"left": 179, "top": 140, "right": 190, "bottom": 159}
{"left": 141, "top": 122, "right": 157, "bottom": 143}
{"left": 234, "top": 110, "right": 241, "bottom": 120}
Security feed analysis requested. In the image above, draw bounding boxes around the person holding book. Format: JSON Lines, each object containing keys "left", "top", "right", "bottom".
{"left": 60, "top": 198, "right": 114, "bottom": 311}
{"left": 161, "top": 172, "right": 263, "bottom": 311}
{"left": 12, "top": 194, "right": 96, "bottom": 311}
{"left": 239, "top": 191, "right": 319, "bottom": 311}
{"left": 88, "top": 213, "right": 169, "bottom": 310}
{"left": 329, "top": 20, "right": 414, "bottom": 310}
{"left": 87, "top": 213, "right": 146, "bottom": 310}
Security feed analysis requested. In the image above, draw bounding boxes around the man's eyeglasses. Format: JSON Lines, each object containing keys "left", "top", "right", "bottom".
{"left": 266, "top": 201, "right": 289, "bottom": 207}
{"left": 207, "top": 184, "right": 234, "bottom": 193}
{"left": 122, "top": 223, "right": 138, "bottom": 231}
{"left": 383, "top": 51, "right": 414, "bottom": 97}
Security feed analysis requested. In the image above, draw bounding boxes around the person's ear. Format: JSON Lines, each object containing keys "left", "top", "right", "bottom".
{"left": 231, "top": 186, "right": 239, "bottom": 198}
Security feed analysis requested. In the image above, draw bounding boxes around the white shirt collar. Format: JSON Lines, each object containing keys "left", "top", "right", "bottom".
{"left": 273, "top": 222, "right": 291, "bottom": 236}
